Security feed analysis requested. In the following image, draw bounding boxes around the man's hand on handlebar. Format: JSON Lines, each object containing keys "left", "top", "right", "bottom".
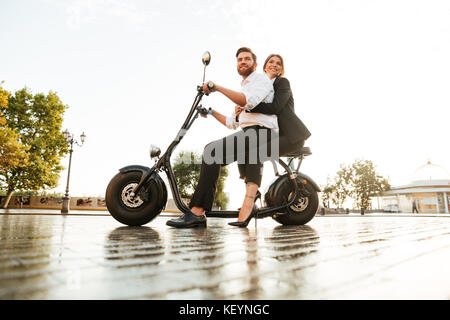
{"left": 199, "top": 107, "right": 212, "bottom": 118}
{"left": 202, "top": 81, "right": 216, "bottom": 94}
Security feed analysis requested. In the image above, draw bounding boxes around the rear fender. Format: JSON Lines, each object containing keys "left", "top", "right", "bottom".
{"left": 297, "top": 172, "right": 321, "bottom": 192}
{"left": 266, "top": 172, "right": 321, "bottom": 205}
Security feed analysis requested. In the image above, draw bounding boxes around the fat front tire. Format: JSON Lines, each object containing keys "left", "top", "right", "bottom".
{"left": 272, "top": 179, "right": 319, "bottom": 226}
{"left": 105, "top": 171, "right": 163, "bottom": 226}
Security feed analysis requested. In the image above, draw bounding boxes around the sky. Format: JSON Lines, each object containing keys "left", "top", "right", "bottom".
{"left": 1, "top": 0, "right": 449, "bottom": 209}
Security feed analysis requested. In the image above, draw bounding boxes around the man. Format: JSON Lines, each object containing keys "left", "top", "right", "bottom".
{"left": 166, "top": 47, "right": 276, "bottom": 228}
{"left": 412, "top": 200, "right": 419, "bottom": 213}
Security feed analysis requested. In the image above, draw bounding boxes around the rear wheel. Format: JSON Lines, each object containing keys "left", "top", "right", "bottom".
{"left": 105, "top": 171, "right": 164, "bottom": 226}
{"left": 271, "top": 179, "right": 319, "bottom": 226}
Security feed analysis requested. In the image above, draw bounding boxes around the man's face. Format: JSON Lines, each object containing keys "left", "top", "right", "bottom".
{"left": 237, "top": 52, "right": 256, "bottom": 77}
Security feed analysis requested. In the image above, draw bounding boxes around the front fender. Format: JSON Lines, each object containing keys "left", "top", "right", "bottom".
{"left": 119, "top": 165, "right": 151, "bottom": 175}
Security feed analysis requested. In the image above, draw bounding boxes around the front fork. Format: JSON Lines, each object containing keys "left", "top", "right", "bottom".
{"left": 130, "top": 168, "right": 155, "bottom": 200}
{"left": 129, "top": 154, "right": 192, "bottom": 214}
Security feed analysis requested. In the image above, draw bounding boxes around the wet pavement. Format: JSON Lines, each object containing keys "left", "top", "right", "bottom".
{"left": 1, "top": 211, "right": 450, "bottom": 300}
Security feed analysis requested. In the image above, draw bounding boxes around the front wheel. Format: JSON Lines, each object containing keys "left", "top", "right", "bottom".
{"left": 105, "top": 171, "right": 165, "bottom": 226}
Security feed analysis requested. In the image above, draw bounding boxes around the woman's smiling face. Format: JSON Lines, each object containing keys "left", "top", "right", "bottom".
{"left": 264, "top": 56, "right": 283, "bottom": 79}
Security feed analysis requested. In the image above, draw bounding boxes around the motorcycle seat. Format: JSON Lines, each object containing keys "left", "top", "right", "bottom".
{"left": 284, "top": 147, "right": 311, "bottom": 158}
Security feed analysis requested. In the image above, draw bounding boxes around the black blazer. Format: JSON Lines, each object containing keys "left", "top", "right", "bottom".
{"left": 250, "top": 77, "right": 311, "bottom": 144}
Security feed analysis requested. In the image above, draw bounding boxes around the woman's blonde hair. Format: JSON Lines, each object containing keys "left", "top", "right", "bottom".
{"left": 263, "top": 54, "right": 285, "bottom": 77}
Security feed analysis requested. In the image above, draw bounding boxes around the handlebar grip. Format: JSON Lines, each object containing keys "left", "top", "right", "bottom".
{"left": 207, "top": 82, "right": 214, "bottom": 90}
{"left": 198, "top": 106, "right": 208, "bottom": 115}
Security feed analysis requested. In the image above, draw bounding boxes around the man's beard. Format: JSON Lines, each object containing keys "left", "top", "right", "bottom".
{"left": 237, "top": 63, "right": 255, "bottom": 77}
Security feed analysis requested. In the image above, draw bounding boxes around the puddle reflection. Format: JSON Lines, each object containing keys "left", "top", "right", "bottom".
{"left": 104, "top": 226, "right": 164, "bottom": 263}
{"left": 264, "top": 225, "right": 320, "bottom": 262}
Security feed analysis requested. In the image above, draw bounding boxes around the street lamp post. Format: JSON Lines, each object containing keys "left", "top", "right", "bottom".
{"left": 61, "top": 130, "right": 86, "bottom": 214}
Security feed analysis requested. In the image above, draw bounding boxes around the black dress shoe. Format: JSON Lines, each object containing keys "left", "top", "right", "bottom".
{"left": 166, "top": 211, "right": 207, "bottom": 228}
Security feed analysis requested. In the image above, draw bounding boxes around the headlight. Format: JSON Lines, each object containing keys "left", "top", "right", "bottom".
{"left": 149, "top": 144, "right": 161, "bottom": 159}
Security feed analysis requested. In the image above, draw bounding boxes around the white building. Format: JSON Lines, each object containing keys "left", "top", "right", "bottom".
{"left": 378, "top": 160, "right": 450, "bottom": 213}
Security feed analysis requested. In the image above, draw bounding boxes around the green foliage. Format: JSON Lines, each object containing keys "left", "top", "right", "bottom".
{"left": 325, "top": 165, "right": 353, "bottom": 208}
{"left": 214, "top": 166, "right": 229, "bottom": 210}
{"left": 350, "top": 159, "right": 391, "bottom": 210}
{"left": 320, "top": 178, "right": 333, "bottom": 208}
{"left": 0, "top": 85, "right": 8, "bottom": 124}
{"left": 172, "top": 151, "right": 202, "bottom": 199}
{"left": 172, "top": 150, "right": 229, "bottom": 210}
{"left": 323, "top": 159, "right": 391, "bottom": 210}
{"left": 0, "top": 126, "right": 30, "bottom": 171}
{"left": 0, "top": 85, "right": 30, "bottom": 179}
{"left": 0, "top": 87, "right": 69, "bottom": 207}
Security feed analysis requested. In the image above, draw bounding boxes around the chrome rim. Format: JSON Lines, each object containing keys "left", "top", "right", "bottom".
{"left": 121, "top": 183, "right": 144, "bottom": 208}
{"left": 289, "top": 192, "right": 309, "bottom": 212}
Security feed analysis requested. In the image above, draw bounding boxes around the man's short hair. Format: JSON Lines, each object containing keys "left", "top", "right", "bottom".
{"left": 236, "top": 47, "right": 257, "bottom": 63}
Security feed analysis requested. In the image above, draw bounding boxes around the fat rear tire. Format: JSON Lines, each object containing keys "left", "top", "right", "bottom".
{"left": 271, "top": 179, "right": 319, "bottom": 226}
{"left": 105, "top": 171, "right": 163, "bottom": 226}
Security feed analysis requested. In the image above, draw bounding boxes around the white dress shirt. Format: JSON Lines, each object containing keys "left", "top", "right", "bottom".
{"left": 225, "top": 72, "right": 278, "bottom": 130}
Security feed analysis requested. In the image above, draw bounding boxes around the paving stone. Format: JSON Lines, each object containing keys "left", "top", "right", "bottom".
{"left": 1, "top": 212, "right": 450, "bottom": 299}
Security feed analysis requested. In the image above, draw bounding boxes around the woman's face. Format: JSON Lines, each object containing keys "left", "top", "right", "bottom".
{"left": 264, "top": 56, "right": 283, "bottom": 79}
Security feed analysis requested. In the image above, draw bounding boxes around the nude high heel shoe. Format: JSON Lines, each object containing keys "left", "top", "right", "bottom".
{"left": 229, "top": 191, "right": 261, "bottom": 228}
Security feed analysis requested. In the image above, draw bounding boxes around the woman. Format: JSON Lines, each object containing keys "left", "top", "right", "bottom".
{"left": 228, "top": 54, "right": 311, "bottom": 227}
{"left": 233, "top": 54, "right": 311, "bottom": 226}
{"left": 251, "top": 54, "right": 311, "bottom": 156}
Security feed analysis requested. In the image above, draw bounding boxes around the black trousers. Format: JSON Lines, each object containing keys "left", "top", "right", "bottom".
{"left": 189, "top": 126, "right": 304, "bottom": 211}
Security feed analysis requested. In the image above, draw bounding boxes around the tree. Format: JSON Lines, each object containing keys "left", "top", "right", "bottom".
{"left": 324, "top": 159, "right": 391, "bottom": 211}
{"left": 0, "top": 87, "right": 68, "bottom": 208}
{"left": 320, "top": 176, "right": 333, "bottom": 208}
{"left": 321, "top": 185, "right": 333, "bottom": 208}
{"left": 322, "top": 165, "right": 352, "bottom": 209}
{"left": 0, "top": 86, "right": 30, "bottom": 191}
{"left": 172, "top": 150, "right": 229, "bottom": 210}
{"left": 331, "top": 164, "right": 352, "bottom": 209}
{"left": 349, "top": 159, "right": 390, "bottom": 210}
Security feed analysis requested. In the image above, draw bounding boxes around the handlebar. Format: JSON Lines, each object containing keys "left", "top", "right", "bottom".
{"left": 197, "top": 105, "right": 210, "bottom": 116}
{"left": 197, "top": 82, "right": 215, "bottom": 96}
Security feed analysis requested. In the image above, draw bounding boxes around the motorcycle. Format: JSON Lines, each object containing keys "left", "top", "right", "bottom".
{"left": 105, "top": 51, "right": 321, "bottom": 226}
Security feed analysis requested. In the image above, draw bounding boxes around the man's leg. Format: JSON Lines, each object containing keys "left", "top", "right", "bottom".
{"left": 189, "top": 156, "right": 222, "bottom": 215}
{"left": 166, "top": 140, "right": 222, "bottom": 228}
{"left": 167, "top": 132, "right": 242, "bottom": 228}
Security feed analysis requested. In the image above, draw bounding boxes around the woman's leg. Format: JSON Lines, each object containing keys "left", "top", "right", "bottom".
{"left": 237, "top": 182, "right": 259, "bottom": 221}
{"left": 235, "top": 134, "right": 303, "bottom": 220}
{"left": 235, "top": 127, "right": 268, "bottom": 221}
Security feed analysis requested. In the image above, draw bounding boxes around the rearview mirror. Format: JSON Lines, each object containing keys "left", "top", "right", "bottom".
{"left": 202, "top": 51, "right": 211, "bottom": 66}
